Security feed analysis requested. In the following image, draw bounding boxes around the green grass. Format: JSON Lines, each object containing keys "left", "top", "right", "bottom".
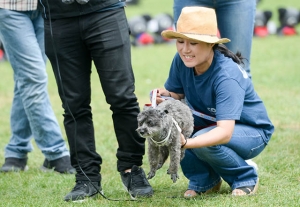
{"left": 1, "top": 0, "right": 300, "bottom": 206}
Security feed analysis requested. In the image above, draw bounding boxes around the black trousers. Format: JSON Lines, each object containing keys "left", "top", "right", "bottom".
{"left": 44, "top": 8, "right": 145, "bottom": 181}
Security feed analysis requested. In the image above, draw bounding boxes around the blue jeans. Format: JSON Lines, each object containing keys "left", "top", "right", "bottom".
{"left": 181, "top": 124, "right": 265, "bottom": 191}
{"left": 173, "top": 0, "right": 256, "bottom": 77}
{"left": 0, "top": 9, "right": 69, "bottom": 161}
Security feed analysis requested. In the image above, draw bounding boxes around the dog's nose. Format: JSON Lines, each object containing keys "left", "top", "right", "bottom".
{"left": 136, "top": 128, "right": 145, "bottom": 135}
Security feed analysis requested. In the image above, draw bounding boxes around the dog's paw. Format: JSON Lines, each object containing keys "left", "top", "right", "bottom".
{"left": 147, "top": 171, "right": 156, "bottom": 180}
{"left": 170, "top": 173, "right": 179, "bottom": 183}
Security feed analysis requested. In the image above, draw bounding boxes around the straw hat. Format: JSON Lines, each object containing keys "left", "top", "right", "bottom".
{"left": 161, "top": 7, "right": 230, "bottom": 44}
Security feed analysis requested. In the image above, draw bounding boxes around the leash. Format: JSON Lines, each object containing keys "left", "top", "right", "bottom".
{"left": 184, "top": 99, "right": 216, "bottom": 122}
{"left": 149, "top": 89, "right": 174, "bottom": 109}
{"left": 151, "top": 89, "right": 158, "bottom": 108}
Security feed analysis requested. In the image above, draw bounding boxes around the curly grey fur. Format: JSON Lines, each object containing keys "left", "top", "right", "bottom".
{"left": 136, "top": 99, "right": 194, "bottom": 183}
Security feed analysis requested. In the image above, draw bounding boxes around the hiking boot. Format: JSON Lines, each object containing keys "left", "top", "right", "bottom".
{"left": 41, "top": 155, "right": 76, "bottom": 174}
{"left": 120, "top": 165, "right": 153, "bottom": 199}
{"left": 64, "top": 180, "right": 101, "bottom": 202}
{"left": 0, "top": 157, "right": 28, "bottom": 172}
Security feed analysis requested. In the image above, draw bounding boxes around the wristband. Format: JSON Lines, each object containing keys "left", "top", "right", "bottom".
{"left": 181, "top": 139, "right": 187, "bottom": 148}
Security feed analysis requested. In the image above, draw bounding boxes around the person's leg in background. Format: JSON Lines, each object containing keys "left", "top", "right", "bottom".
{"left": 0, "top": 9, "right": 74, "bottom": 173}
{"left": 216, "top": 0, "right": 256, "bottom": 78}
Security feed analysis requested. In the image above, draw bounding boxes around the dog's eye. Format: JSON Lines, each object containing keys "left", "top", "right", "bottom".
{"left": 138, "top": 121, "right": 144, "bottom": 126}
{"left": 147, "top": 120, "right": 155, "bottom": 127}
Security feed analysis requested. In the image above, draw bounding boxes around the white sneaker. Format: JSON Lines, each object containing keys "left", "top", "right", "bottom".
{"left": 245, "top": 159, "right": 258, "bottom": 171}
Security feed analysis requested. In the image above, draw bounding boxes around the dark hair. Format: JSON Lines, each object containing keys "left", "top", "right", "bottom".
{"left": 213, "top": 44, "right": 246, "bottom": 66}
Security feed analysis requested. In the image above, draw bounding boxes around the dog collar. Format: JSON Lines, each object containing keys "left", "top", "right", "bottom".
{"left": 150, "top": 117, "right": 182, "bottom": 146}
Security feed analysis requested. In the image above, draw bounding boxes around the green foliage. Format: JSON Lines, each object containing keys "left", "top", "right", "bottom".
{"left": 0, "top": 0, "right": 300, "bottom": 206}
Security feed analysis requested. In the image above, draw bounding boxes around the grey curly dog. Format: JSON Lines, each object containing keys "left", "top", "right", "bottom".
{"left": 136, "top": 99, "right": 194, "bottom": 183}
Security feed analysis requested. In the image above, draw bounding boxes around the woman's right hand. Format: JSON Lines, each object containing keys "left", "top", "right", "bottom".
{"left": 156, "top": 88, "right": 171, "bottom": 104}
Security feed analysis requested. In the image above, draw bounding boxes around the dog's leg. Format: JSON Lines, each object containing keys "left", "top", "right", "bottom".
{"left": 147, "top": 142, "right": 160, "bottom": 180}
{"left": 180, "top": 148, "right": 185, "bottom": 160}
{"left": 167, "top": 140, "right": 181, "bottom": 183}
{"left": 157, "top": 146, "right": 169, "bottom": 170}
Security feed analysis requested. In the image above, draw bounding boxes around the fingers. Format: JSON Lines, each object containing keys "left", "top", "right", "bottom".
{"left": 157, "top": 88, "right": 169, "bottom": 97}
{"left": 180, "top": 133, "right": 185, "bottom": 145}
{"left": 156, "top": 97, "right": 165, "bottom": 104}
{"left": 153, "top": 88, "right": 170, "bottom": 104}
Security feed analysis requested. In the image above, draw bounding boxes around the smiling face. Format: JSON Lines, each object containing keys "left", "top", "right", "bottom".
{"left": 176, "top": 38, "right": 215, "bottom": 75}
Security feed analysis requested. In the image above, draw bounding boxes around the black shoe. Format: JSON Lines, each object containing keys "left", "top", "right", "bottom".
{"left": 0, "top": 157, "right": 28, "bottom": 172}
{"left": 41, "top": 155, "right": 76, "bottom": 174}
{"left": 120, "top": 165, "right": 153, "bottom": 199}
{"left": 64, "top": 181, "right": 101, "bottom": 202}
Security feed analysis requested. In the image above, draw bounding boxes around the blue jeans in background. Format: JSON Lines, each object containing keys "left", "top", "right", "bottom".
{"left": 0, "top": 8, "right": 69, "bottom": 161}
{"left": 181, "top": 124, "right": 266, "bottom": 191}
{"left": 173, "top": 0, "right": 256, "bottom": 78}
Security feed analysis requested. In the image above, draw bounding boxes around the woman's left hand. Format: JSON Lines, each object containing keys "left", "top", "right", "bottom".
{"left": 180, "top": 133, "right": 187, "bottom": 148}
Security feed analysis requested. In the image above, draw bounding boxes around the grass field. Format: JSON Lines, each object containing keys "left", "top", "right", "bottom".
{"left": 0, "top": 0, "right": 300, "bottom": 206}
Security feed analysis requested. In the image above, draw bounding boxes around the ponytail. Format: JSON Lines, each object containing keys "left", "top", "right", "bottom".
{"left": 213, "top": 44, "right": 246, "bottom": 66}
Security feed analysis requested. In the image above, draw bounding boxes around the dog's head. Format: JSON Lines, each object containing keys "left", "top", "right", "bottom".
{"left": 136, "top": 107, "right": 171, "bottom": 141}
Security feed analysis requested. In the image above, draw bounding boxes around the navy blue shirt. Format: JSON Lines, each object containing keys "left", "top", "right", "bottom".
{"left": 165, "top": 50, "right": 274, "bottom": 144}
